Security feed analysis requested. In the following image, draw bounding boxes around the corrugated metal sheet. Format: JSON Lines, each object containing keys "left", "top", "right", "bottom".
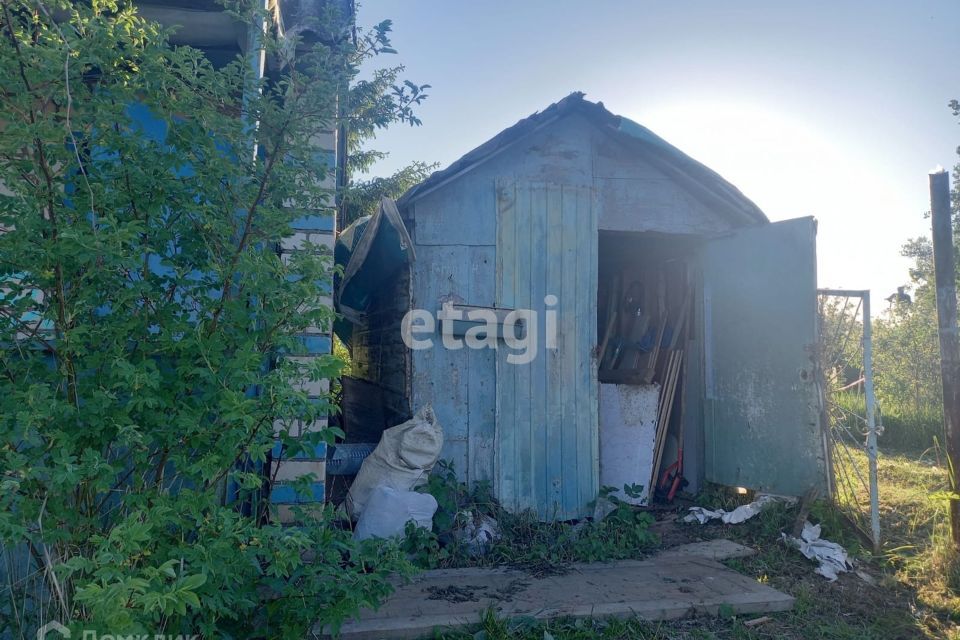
{"left": 702, "top": 216, "right": 827, "bottom": 496}
{"left": 495, "top": 180, "right": 598, "bottom": 520}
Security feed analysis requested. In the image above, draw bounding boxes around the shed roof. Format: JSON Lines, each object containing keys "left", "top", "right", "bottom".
{"left": 398, "top": 92, "right": 768, "bottom": 226}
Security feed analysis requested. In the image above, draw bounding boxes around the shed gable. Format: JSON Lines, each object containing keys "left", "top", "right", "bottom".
{"left": 404, "top": 110, "right": 748, "bottom": 244}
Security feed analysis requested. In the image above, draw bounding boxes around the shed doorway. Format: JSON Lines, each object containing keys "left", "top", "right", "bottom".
{"left": 597, "top": 232, "right": 699, "bottom": 505}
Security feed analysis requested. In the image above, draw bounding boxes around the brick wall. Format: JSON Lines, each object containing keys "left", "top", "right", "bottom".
{"left": 269, "top": 129, "right": 337, "bottom": 522}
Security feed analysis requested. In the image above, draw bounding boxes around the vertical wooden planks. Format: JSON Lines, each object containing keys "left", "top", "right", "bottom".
{"left": 529, "top": 184, "right": 548, "bottom": 514}
{"left": 467, "top": 246, "right": 497, "bottom": 487}
{"left": 495, "top": 180, "right": 518, "bottom": 509}
{"left": 411, "top": 245, "right": 470, "bottom": 474}
{"left": 514, "top": 182, "right": 534, "bottom": 512}
{"left": 575, "top": 189, "right": 600, "bottom": 510}
{"left": 545, "top": 184, "right": 564, "bottom": 514}
{"left": 559, "top": 185, "right": 580, "bottom": 515}
{"left": 496, "top": 179, "right": 598, "bottom": 520}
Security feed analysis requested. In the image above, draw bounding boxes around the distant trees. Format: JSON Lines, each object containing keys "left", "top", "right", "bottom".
{"left": 820, "top": 102, "right": 959, "bottom": 451}
{"left": 873, "top": 282, "right": 941, "bottom": 418}
{"left": 863, "top": 101, "right": 960, "bottom": 448}
{"left": 340, "top": 160, "right": 436, "bottom": 227}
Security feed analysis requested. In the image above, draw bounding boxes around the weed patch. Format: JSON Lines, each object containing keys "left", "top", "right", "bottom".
{"left": 407, "top": 462, "right": 659, "bottom": 574}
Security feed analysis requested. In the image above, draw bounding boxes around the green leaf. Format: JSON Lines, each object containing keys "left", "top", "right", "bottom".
{"left": 179, "top": 573, "right": 207, "bottom": 591}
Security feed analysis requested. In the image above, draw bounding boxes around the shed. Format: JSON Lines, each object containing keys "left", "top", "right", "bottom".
{"left": 337, "top": 93, "right": 827, "bottom": 520}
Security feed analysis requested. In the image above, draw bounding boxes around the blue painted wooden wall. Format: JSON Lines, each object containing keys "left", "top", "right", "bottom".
{"left": 494, "top": 180, "right": 598, "bottom": 520}
{"left": 402, "top": 114, "right": 745, "bottom": 519}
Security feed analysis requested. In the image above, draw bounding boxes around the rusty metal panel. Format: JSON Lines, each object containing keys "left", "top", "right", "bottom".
{"left": 495, "top": 180, "right": 598, "bottom": 520}
{"left": 702, "top": 216, "right": 827, "bottom": 496}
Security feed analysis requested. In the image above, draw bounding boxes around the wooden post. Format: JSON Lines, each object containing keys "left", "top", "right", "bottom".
{"left": 930, "top": 169, "right": 960, "bottom": 547}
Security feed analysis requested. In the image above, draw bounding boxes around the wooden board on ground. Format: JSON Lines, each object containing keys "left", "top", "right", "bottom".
{"left": 322, "top": 545, "right": 794, "bottom": 639}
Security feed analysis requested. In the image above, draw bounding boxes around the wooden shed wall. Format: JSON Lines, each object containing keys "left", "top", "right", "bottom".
{"left": 402, "top": 113, "right": 741, "bottom": 495}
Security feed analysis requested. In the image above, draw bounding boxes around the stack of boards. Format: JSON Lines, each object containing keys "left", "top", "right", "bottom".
{"left": 597, "top": 264, "right": 691, "bottom": 501}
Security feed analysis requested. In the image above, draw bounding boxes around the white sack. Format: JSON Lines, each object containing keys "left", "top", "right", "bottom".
{"left": 346, "top": 404, "right": 443, "bottom": 519}
{"left": 683, "top": 494, "right": 787, "bottom": 525}
{"left": 782, "top": 520, "right": 851, "bottom": 581}
{"left": 353, "top": 486, "right": 438, "bottom": 541}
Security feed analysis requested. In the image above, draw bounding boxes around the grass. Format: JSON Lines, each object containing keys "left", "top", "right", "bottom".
{"left": 875, "top": 449, "right": 960, "bottom": 633}
{"left": 434, "top": 609, "right": 753, "bottom": 639}
{"left": 879, "top": 408, "right": 944, "bottom": 452}
{"left": 421, "top": 446, "right": 960, "bottom": 639}
{"left": 833, "top": 391, "right": 943, "bottom": 453}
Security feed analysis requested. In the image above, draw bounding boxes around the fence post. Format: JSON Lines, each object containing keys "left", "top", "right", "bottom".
{"left": 930, "top": 169, "right": 960, "bottom": 548}
{"left": 861, "top": 293, "right": 881, "bottom": 552}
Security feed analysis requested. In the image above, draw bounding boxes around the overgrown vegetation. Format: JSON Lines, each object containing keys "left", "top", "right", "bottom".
{"left": 0, "top": 1, "right": 427, "bottom": 637}
{"left": 340, "top": 160, "right": 437, "bottom": 228}
{"left": 402, "top": 463, "right": 659, "bottom": 574}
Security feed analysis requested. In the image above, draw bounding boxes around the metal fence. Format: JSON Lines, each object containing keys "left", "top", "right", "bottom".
{"left": 817, "top": 288, "right": 881, "bottom": 552}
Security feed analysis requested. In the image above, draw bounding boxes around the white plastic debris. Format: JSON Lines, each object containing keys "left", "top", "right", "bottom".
{"left": 353, "top": 486, "right": 438, "bottom": 541}
{"left": 782, "top": 520, "right": 852, "bottom": 581}
{"left": 592, "top": 496, "right": 616, "bottom": 521}
{"left": 683, "top": 494, "right": 786, "bottom": 525}
{"left": 346, "top": 404, "right": 444, "bottom": 519}
{"left": 454, "top": 511, "right": 501, "bottom": 556}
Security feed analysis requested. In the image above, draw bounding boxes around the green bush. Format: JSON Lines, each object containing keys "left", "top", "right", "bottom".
{"left": 0, "top": 1, "right": 425, "bottom": 636}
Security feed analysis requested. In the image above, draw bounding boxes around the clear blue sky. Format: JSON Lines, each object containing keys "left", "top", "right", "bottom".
{"left": 357, "top": 0, "right": 959, "bottom": 304}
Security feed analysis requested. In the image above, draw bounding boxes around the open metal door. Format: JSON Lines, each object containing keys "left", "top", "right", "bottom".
{"left": 702, "top": 216, "right": 827, "bottom": 496}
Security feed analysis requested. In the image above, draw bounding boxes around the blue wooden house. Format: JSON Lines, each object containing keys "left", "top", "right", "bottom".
{"left": 137, "top": 0, "right": 349, "bottom": 520}
{"left": 338, "top": 93, "right": 828, "bottom": 520}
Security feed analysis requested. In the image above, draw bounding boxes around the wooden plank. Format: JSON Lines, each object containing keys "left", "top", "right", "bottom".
{"left": 495, "top": 180, "right": 517, "bottom": 507}
{"left": 650, "top": 357, "right": 671, "bottom": 489}
{"left": 651, "top": 351, "right": 683, "bottom": 493}
{"left": 559, "top": 184, "right": 580, "bottom": 516}
{"left": 545, "top": 183, "right": 565, "bottom": 513}
{"left": 597, "top": 275, "right": 620, "bottom": 365}
{"left": 642, "top": 273, "right": 668, "bottom": 384}
{"left": 467, "top": 246, "right": 497, "bottom": 486}
{"left": 515, "top": 182, "right": 534, "bottom": 512}
{"left": 529, "top": 183, "right": 548, "bottom": 513}
{"left": 413, "top": 181, "right": 497, "bottom": 246}
{"left": 580, "top": 184, "right": 600, "bottom": 513}
{"left": 667, "top": 281, "right": 692, "bottom": 352}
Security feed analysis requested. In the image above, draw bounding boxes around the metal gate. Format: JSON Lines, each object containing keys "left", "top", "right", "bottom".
{"left": 817, "top": 289, "right": 881, "bottom": 551}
